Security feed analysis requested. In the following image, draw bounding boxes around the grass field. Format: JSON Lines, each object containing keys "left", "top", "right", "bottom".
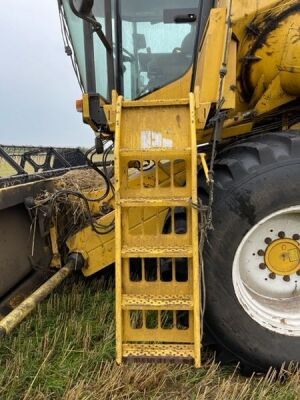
{"left": 0, "top": 273, "right": 299, "bottom": 400}
{"left": 0, "top": 157, "right": 36, "bottom": 177}
{"left": 0, "top": 160, "right": 20, "bottom": 177}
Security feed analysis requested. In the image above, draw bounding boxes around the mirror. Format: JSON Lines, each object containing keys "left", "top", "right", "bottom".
{"left": 163, "top": 8, "right": 198, "bottom": 23}
{"left": 70, "top": 0, "right": 94, "bottom": 16}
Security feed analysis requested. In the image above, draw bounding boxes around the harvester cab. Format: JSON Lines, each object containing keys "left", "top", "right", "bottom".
{"left": 59, "top": 0, "right": 212, "bottom": 130}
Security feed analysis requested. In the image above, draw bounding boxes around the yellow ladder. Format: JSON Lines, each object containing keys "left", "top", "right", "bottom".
{"left": 114, "top": 94, "right": 201, "bottom": 367}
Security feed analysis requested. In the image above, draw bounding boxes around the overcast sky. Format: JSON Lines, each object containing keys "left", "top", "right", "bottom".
{"left": 0, "top": 0, "right": 93, "bottom": 147}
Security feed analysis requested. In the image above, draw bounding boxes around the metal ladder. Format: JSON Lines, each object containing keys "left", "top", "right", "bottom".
{"left": 114, "top": 94, "right": 201, "bottom": 367}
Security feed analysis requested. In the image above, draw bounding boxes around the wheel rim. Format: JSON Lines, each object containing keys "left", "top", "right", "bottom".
{"left": 233, "top": 206, "right": 300, "bottom": 336}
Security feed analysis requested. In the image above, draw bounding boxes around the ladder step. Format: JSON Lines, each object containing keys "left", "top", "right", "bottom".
{"left": 122, "top": 98, "right": 189, "bottom": 108}
{"left": 123, "top": 343, "right": 194, "bottom": 360}
{"left": 121, "top": 245, "right": 193, "bottom": 258}
{"left": 122, "top": 294, "right": 193, "bottom": 310}
{"left": 120, "top": 197, "right": 191, "bottom": 207}
{"left": 120, "top": 148, "right": 191, "bottom": 157}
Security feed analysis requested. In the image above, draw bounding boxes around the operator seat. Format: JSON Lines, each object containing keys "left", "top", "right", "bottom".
{"left": 180, "top": 31, "right": 195, "bottom": 55}
{"left": 145, "top": 31, "right": 195, "bottom": 92}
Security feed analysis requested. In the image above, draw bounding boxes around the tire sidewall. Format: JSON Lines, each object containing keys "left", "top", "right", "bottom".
{"left": 204, "top": 159, "right": 300, "bottom": 370}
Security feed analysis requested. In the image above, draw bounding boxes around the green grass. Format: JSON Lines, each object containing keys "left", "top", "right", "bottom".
{"left": 0, "top": 158, "right": 35, "bottom": 177}
{"left": 0, "top": 160, "right": 18, "bottom": 177}
{"left": 0, "top": 275, "right": 299, "bottom": 400}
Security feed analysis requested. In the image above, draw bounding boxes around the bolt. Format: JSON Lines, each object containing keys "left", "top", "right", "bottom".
{"left": 269, "top": 273, "right": 276, "bottom": 280}
{"left": 278, "top": 231, "right": 285, "bottom": 239}
{"left": 283, "top": 275, "right": 291, "bottom": 282}
{"left": 265, "top": 238, "right": 272, "bottom": 245}
{"left": 259, "top": 263, "right": 267, "bottom": 270}
{"left": 293, "top": 234, "right": 300, "bottom": 241}
{"left": 257, "top": 249, "right": 265, "bottom": 256}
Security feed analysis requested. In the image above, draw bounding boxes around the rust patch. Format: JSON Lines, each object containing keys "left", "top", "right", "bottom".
{"left": 9, "top": 294, "right": 26, "bottom": 309}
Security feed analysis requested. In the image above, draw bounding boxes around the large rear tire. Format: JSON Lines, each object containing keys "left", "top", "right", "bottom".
{"left": 201, "top": 132, "right": 300, "bottom": 371}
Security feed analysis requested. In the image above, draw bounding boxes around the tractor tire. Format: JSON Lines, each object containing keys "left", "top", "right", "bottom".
{"left": 200, "top": 132, "right": 300, "bottom": 372}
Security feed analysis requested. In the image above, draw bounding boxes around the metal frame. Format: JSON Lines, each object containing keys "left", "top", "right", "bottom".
{"left": 115, "top": 0, "right": 123, "bottom": 94}
{"left": 83, "top": 20, "right": 98, "bottom": 92}
{"left": 190, "top": 0, "right": 215, "bottom": 91}
{"left": 80, "top": 0, "right": 115, "bottom": 98}
{"left": 0, "top": 146, "right": 87, "bottom": 188}
{"left": 0, "top": 146, "right": 26, "bottom": 175}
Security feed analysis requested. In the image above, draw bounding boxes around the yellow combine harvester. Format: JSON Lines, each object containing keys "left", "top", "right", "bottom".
{"left": 1, "top": 0, "right": 300, "bottom": 372}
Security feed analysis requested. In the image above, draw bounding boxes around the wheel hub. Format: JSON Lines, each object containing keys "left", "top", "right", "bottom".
{"left": 233, "top": 206, "right": 300, "bottom": 337}
{"left": 265, "top": 238, "right": 300, "bottom": 276}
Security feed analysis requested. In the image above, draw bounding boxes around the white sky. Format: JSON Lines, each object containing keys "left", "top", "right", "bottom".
{"left": 0, "top": 0, "right": 93, "bottom": 147}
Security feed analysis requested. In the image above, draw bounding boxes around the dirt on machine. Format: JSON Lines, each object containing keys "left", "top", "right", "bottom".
{"left": 2, "top": 0, "right": 300, "bottom": 373}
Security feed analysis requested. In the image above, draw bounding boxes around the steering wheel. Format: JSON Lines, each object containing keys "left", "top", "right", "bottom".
{"left": 172, "top": 47, "right": 182, "bottom": 54}
{"left": 122, "top": 48, "right": 135, "bottom": 62}
{"left": 112, "top": 44, "right": 136, "bottom": 62}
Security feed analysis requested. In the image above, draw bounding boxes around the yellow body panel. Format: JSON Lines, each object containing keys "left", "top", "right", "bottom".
{"left": 194, "top": 8, "right": 227, "bottom": 105}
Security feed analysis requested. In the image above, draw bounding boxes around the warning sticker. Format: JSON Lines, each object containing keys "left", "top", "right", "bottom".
{"left": 141, "top": 131, "right": 173, "bottom": 149}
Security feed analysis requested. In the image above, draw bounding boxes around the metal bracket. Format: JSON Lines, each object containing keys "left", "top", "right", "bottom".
{"left": 198, "top": 153, "right": 213, "bottom": 185}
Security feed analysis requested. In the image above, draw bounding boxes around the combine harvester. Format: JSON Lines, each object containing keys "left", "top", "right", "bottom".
{"left": 1, "top": 0, "right": 300, "bottom": 372}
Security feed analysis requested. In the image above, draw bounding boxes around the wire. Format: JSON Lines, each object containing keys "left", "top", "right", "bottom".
{"left": 32, "top": 143, "right": 116, "bottom": 248}
{"left": 49, "top": 189, "right": 115, "bottom": 235}
{"left": 138, "top": 160, "right": 156, "bottom": 172}
{"left": 84, "top": 147, "right": 113, "bottom": 201}
{"left": 101, "top": 144, "right": 115, "bottom": 194}
{"left": 84, "top": 144, "right": 116, "bottom": 231}
{"left": 196, "top": 0, "right": 233, "bottom": 342}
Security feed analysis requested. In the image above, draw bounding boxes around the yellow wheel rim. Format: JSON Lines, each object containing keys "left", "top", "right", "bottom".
{"left": 265, "top": 239, "right": 300, "bottom": 276}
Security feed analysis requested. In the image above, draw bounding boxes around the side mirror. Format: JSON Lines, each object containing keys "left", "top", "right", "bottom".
{"left": 69, "top": 0, "right": 112, "bottom": 53}
{"left": 69, "top": 0, "right": 94, "bottom": 16}
{"left": 163, "top": 8, "right": 198, "bottom": 24}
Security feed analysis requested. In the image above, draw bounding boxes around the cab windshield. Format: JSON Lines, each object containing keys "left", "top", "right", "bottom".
{"left": 61, "top": 0, "right": 201, "bottom": 101}
{"left": 119, "top": 0, "right": 199, "bottom": 99}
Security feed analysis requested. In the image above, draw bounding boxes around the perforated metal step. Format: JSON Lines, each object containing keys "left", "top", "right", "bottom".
{"left": 121, "top": 246, "right": 193, "bottom": 258}
{"left": 122, "top": 294, "right": 194, "bottom": 310}
{"left": 120, "top": 198, "right": 191, "bottom": 207}
{"left": 123, "top": 344, "right": 195, "bottom": 359}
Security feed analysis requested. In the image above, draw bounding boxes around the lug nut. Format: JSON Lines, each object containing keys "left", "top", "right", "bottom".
{"left": 269, "top": 273, "right": 276, "bottom": 280}
{"left": 257, "top": 249, "right": 265, "bottom": 256}
{"left": 265, "top": 238, "right": 272, "bottom": 245}
{"left": 278, "top": 231, "right": 285, "bottom": 238}
{"left": 259, "top": 263, "right": 267, "bottom": 270}
{"left": 283, "top": 275, "right": 291, "bottom": 282}
{"left": 293, "top": 234, "right": 300, "bottom": 241}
